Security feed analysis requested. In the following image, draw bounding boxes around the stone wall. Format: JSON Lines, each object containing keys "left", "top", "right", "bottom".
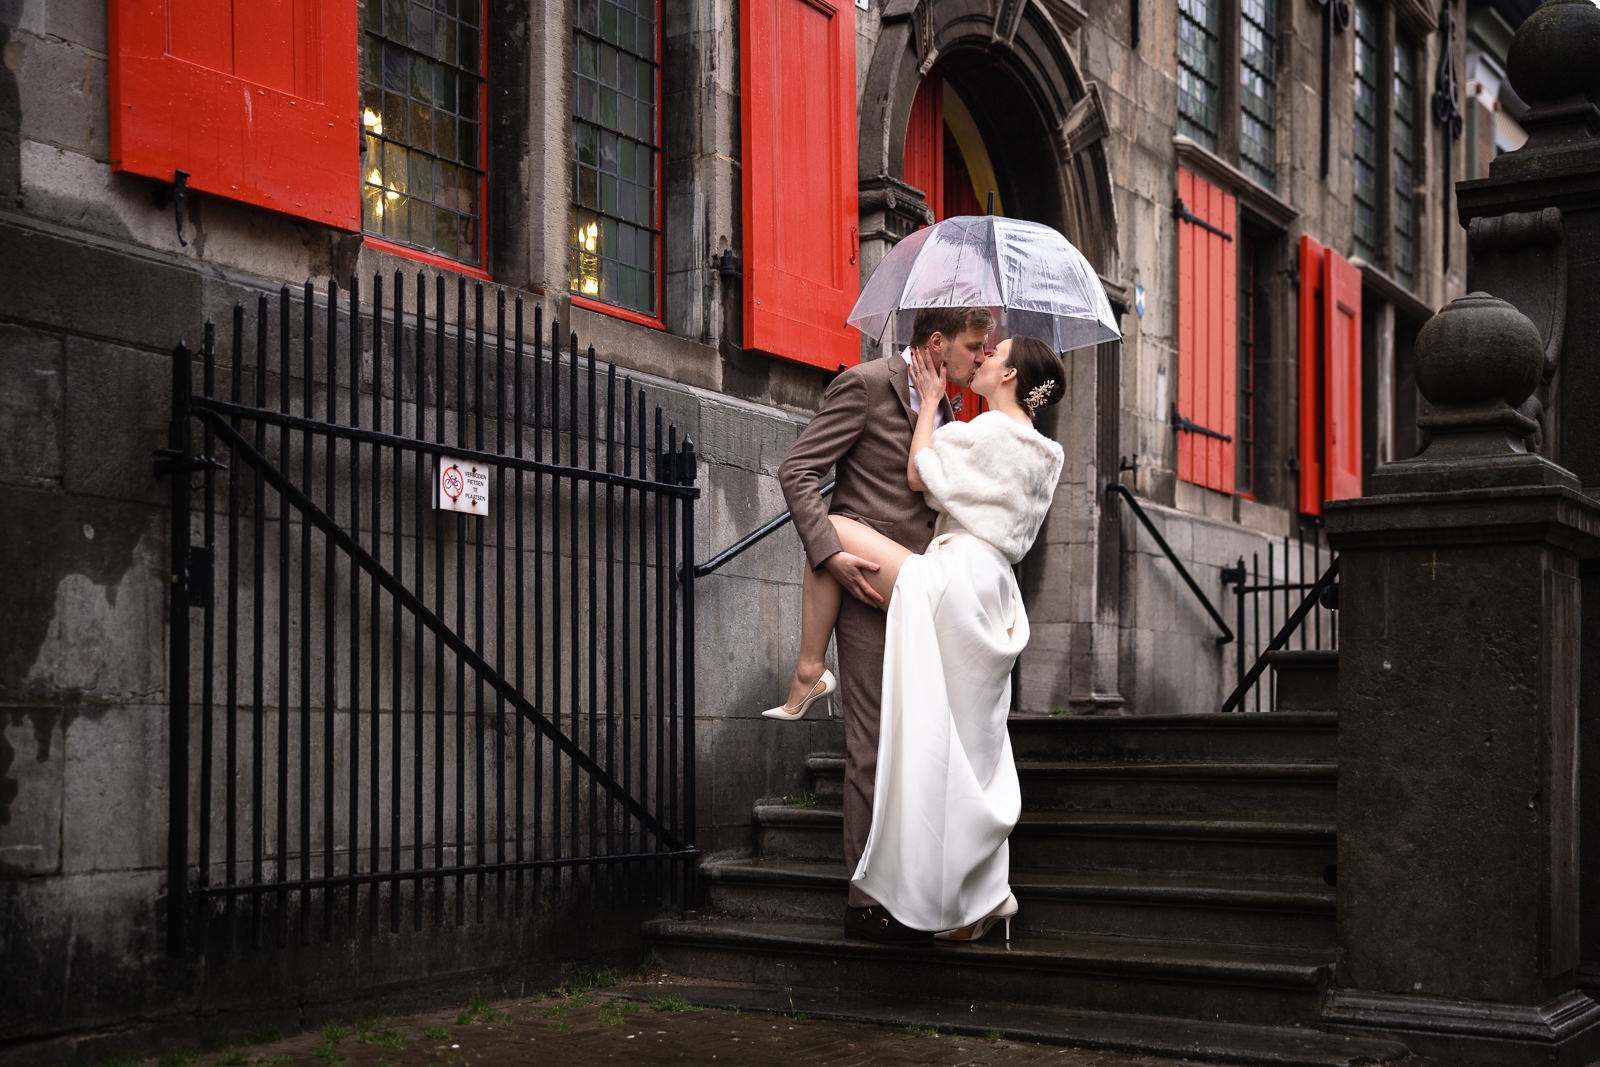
{"left": 0, "top": 0, "right": 813, "bottom": 1051}
{"left": 1, "top": 0, "right": 1473, "bottom": 1049}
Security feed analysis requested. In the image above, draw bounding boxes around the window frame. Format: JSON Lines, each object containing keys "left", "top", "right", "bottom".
{"left": 1352, "top": 0, "right": 1382, "bottom": 263}
{"left": 1348, "top": 3, "right": 1426, "bottom": 294}
{"left": 1178, "top": 0, "right": 1224, "bottom": 151}
{"left": 1391, "top": 37, "right": 1421, "bottom": 289}
{"left": 357, "top": 0, "right": 492, "bottom": 274}
{"left": 569, "top": 0, "right": 666, "bottom": 330}
{"left": 1177, "top": 0, "right": 1285, "bottom": 195}
{"left": 1238, "top": 0, "right": 1279, "bottom": 191}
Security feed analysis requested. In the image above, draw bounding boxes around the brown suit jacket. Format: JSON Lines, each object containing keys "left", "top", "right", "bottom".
{"left": 777, "top": 353, "right": 952, "bottom": 909}
{"left": 779, "top": 354, "right": 951, "bottom": 567}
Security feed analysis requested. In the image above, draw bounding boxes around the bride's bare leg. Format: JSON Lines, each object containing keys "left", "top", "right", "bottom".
{"left": 779, "top": 516, "right": 913, "bottom": 710}
{"left": 781, "top": 563, "right": 842, "bottom": 709}
{"left": 827, "top": 515, "right": 912, "bottom": 605}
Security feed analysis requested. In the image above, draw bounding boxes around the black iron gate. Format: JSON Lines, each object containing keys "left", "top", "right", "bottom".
{"left": 157, "top": 275, "right": 698, "bottom": 955}
{"left": 1218, "top": 522, "right": 1339, "bottom": 713}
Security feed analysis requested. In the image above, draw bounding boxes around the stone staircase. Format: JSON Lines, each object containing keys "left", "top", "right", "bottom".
{"left": 646, "top": 706, "right": 1409, "bottom": 1064}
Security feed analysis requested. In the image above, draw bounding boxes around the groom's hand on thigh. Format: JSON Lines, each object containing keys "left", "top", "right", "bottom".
{"left": 825, "top": 551, "right": 885, "bottom": 608}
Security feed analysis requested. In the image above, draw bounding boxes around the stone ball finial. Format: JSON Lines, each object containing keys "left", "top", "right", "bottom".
{"left": 1505, "top": 0, "right": 1600, "bottom": 108}
{"left": 1414, "top": 292, "right": 1542, "bottom": 410}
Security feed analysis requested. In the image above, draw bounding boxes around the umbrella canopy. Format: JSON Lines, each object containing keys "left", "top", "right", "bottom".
{"left": 848, "top": 215, "right": 1122, "bottom": 353}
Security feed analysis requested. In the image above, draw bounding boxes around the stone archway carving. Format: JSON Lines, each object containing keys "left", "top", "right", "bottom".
{"left": 858, "top": 0, "right": 1119, "bottom": 277}
{"left": 857, "top": 1, "right": 1127, "bottom": 713}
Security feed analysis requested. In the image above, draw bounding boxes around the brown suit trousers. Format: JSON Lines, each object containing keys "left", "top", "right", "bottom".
{"left": 778, "top": 354, "right": 949, "bottom": 907}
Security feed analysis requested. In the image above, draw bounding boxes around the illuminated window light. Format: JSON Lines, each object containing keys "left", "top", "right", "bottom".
{"left": 362, "top": 109, "right": 383, "bottom": 136}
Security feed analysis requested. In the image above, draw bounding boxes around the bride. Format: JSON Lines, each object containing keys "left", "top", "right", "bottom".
{"left": 763, "top": 334, "right": 1067, "bottom": 942}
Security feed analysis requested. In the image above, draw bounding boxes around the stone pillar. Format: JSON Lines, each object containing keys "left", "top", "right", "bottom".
{"left": 1453, "top": 0, "right": 1600, "bottom": 999}
{"left": 1322, "top": 293, "right": 1600, "bottom": 1065}
{"left": 855, "top": 173, "right": 934, "bottom": 361}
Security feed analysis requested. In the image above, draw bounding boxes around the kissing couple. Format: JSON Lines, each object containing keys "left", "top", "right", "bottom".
{"left": 766, "top": 306, "right": 1067, "bottom": 945}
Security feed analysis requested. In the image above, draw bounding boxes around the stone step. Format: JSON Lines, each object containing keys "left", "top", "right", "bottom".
{"left": 1016, "top": 812, "right": 1337, "bottom": 880}
{"left": 647, "top": 917, "right": 1335, "bottom": 1027}
{"left": 753, "top": 803, "right": 1335, "bottom": 881}
{"left": 1020, "top": 761, "right": 1336, "bottom": 818}
{"left": 1267, "top": 651, "right": 1340, "bottom": 714}
{"left": 1008, "top": 712, "right": 1338, "bottom": 763}
{"left": 751, "top": 801, "right": 842, "bottom": 863}
{"left": 804, "top": 755, "right": 1336, "bottom": 819}
{"left": 804, "top": 754, "right": 845, "bottom": 801}
{"left": 614, "top": 978, "right": 1410, "bottom": 1067}
{"left": 701, "top": 856, "right": 1335, "bottom": 949}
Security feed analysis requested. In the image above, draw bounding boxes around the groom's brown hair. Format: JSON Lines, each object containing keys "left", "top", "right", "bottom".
{"left": 909, "top": 306, "right": 994, "bottom": 348}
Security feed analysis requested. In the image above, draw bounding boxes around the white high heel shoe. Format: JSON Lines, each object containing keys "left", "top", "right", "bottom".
{"left": 934, "top": 892, "right": 1018, "bottom": 943}
{"left": 760, "top": 670, "right": 838, "bottom": 721}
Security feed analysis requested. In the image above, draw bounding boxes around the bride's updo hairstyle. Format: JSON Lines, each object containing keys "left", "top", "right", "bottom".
{"left": 1005, "top": 336, "right": 1068, "bottom": 419}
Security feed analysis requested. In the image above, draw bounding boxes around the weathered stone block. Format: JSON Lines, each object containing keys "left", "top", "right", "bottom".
{"left": 63, "top": 335, "right": 171, "bottom": 504}
{"left": 0, "top": 708, "right": 64, "bottom": 874}
{"left": 2, "top": 493, "right": 166, "bottom": 704}
{"left": 15, "top": 31, "right": 95, "bottom": 154}
{"left": 0, "top": 219, "right": 205, "bottom": 353}
{"left": 0, "top": 322, "right": 64, "bottom": 488}
{"left": 63, "top": 704, "right": 167, "bottom": 873}
{"left": 44, "top": 0, "right": 107, "bottom": 54}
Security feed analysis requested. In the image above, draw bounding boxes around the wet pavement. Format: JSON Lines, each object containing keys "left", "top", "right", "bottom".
{"left": 74, "top": 970, "right": 1387, "bottom": 1067}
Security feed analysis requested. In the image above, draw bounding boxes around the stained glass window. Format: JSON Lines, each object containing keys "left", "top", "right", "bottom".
{"left": 1352, "top": 0, "right": 1380, "bottom": 262}
{"left": 1178, "top": 0, "right": 1222, "bottom": 151}
{"left": 1239, "top": 0, "right": 1277, "bottom": 190}
{"left": 1393, "top": 41, "right": 1418, "bottom": 288}
{"left": 359, "top": 0, "right": 486, "bottom": 265}
{"left": 572, "top": 0, "right": 660, "bottom": 317}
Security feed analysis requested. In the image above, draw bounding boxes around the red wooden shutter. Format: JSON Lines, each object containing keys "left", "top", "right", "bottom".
{"left": 109, "top": 0, "right": 359, "bottom": 229}
{"left": 1298, "top": 235, "right": 1326, "bottom": 516}
{"left": 1322, "top": 247, "right": 1363, "bottom": 501}
{"left": 1176, "top": 167, "right": 1238, "bottom": 494}
{"left": 741, "top": 0, "right": 861, "bottom": 371}
{"left": 902, "top": 72, "right": 943, "bottom": 216}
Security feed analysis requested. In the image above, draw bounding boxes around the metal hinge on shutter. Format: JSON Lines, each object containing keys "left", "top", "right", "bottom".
{"left": 1171, "top": 404, "right": 1233, "bottom": 442}
{"left": 1173, "top": 197, "right": 1234, "bottom": 242}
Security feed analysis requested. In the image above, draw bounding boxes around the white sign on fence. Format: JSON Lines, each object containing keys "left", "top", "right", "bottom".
{"left": 436, "top": 457, "right": 490, "bottom": 516}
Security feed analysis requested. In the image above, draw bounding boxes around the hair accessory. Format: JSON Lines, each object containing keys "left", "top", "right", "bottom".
{"left": 1022, "top": 381, "right": 1056, "bottom": 416}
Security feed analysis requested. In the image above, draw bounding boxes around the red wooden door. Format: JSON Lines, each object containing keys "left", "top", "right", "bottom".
{"left": 1298, "top": 235, "right": 1326, "bottom": 516}
{"left": 109, "top": 0, "right": 359, "bottom": 228}
{"left": 1323, "top": 247, "right": 1364, "bottom": 501}
{"left": 741, "top": 0, "right": 861, "bottom": 371}
{"left": 1176, "top": 167, "right": 1238, "bottom": 494}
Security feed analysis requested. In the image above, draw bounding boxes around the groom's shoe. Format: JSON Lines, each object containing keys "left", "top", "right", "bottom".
{"left": 843, "top": 904, "right": 933, "bottom": 945}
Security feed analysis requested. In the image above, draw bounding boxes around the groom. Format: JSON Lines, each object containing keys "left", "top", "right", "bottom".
{"left": 778, "top": 305, "right": 994, "bottom": 943}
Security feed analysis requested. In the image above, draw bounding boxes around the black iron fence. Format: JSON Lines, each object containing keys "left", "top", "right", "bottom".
{"left": 158, "top": 275, "right": 698, "bottom": 955}
{"left": 1218, "top": 522, "right": 1339, "bottom": 713}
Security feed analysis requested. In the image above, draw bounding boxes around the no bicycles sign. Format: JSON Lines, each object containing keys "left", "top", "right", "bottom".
{"left": 436, "top": 457, "right": 490, "bottom": 515}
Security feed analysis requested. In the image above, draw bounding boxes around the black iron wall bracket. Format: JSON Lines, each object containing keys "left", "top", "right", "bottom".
{"left": 1173, "top": 197, "right": 1233, "bottom": 242}
{"left": 172, "top": 170, "right": 190, "bottom": 246}
{"left": 151, "top": 445, "right": 227, "bottom": 480}
{"left": 1171, "top": 404, "right": 1234, "bottom": 442}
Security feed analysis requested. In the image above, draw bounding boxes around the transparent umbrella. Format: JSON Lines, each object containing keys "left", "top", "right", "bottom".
{"left": 848, "top": 215, "right": 1122, "bottom": 353}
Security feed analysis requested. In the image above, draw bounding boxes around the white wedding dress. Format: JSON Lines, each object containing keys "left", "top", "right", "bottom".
{"left": 850, "top": 411, "right": 1065, "bottom": 932}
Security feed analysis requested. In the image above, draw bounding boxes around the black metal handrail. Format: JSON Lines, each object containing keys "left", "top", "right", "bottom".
{"left": 1106, "top": 482, "right": 1233, "bottom": 645}
{"left": 1219, "top": 557, "right": 1340, "bottom": 713}
{"left": 695, "top": 480, "right": 834, "bottom": 578}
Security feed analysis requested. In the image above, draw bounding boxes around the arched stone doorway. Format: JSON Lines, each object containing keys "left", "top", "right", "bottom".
{"left": 857, "top": 2, "right": 1117, "bottom": 276}
{"left": 857, "top": 1, "right": 1125, "bottom": 713}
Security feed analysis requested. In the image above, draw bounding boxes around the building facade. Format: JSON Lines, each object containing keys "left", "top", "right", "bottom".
{"left": 1, "top": 0, "right": 1482, "bottom": 1051}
